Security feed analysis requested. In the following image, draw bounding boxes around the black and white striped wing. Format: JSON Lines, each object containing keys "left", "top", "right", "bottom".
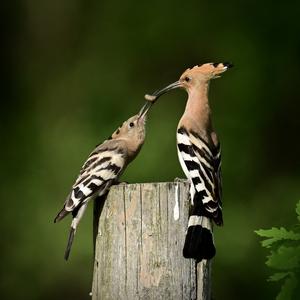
{"left": 64, "top": 140, "right": 126, "bottom": 213}
{"left": 177, "top": 127, "right": 223, "bottom": 225}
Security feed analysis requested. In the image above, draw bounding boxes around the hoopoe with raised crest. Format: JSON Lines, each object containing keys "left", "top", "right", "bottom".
{"left": 145, "top": 62, "right": 233, "bottom": 261}
{"left": 54, "top": 101, "right": 152, "bottom": 260}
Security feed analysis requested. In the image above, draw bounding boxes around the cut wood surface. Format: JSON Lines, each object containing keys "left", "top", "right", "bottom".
{"left": 92, "top": 181, "right": 211, "bottom": 300}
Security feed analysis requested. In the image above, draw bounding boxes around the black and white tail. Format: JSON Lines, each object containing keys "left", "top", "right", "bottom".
{"left": 183, "top": 216, "right": 215, "bottom": 261}
{"left": 177, "top": 127, "right": 223, "bottom": 261}
{"left": 64, "top": 227, "right": 75, "bottom": 260}
{"left": 56, "top": 202, "right": 89, "bottom": 260}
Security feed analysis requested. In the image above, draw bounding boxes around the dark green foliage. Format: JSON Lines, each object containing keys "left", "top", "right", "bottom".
{"left": 256, "top": 201, "right": 300, "bottom": 299}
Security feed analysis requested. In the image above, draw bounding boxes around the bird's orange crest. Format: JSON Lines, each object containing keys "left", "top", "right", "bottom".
{"left": 180, "top": 62, "right": 233, "bottom": 81}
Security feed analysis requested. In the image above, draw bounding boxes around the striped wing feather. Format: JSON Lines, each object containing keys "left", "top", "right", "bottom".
{"left": 64, "top": 139, "right": 127, "bottom": 212}
{"left": 177, "top": 127, "right": 223, "bottom": 225}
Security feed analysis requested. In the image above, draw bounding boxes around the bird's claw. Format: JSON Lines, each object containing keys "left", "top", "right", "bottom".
{"left": 115, "top": 181, "right": 129, "bottom": 185}
{"left": 174, "top": 177, "right": 188, "bottom": 183}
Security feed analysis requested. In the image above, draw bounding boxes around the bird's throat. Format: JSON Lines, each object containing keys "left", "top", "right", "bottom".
{"left": 184, "top": 82, "right": 212, "bottom": 132}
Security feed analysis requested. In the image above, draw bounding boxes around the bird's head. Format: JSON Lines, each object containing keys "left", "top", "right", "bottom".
{"left": 111, "top": 101, "right": 152, "bottom": 154}
{"left": 180, "top": 62, "right": 233, "bottom": 85}
{"left": 145, "top": 62, "right": 233, "bottom": 101}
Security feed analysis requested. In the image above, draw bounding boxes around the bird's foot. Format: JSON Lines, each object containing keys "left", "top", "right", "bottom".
{"left": 174, "top": 177, "right": 188, "bottom": 183}
{"left": 115, "top": 180, "right": 129, "bottom": 185}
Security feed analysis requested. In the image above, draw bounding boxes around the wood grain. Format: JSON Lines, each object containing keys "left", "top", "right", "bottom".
{"left": 92, "top": 181, "right": 211, "bottom": 300}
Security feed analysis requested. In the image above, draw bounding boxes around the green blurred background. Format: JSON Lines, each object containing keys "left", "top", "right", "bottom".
{"left": 2, "top": 0, "right": 299, "bottom": 299}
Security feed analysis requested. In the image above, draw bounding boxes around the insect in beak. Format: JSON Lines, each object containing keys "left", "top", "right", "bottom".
{"left": 144, "top": 80, "right": 182, "bottom": 103}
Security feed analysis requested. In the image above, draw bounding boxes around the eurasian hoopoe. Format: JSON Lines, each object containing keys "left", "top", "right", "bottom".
{"left": 145, "top": 62, "right": 233, "bottom": 261}
{"left": 54, "top": 101, "right": 152, "bottom": 260}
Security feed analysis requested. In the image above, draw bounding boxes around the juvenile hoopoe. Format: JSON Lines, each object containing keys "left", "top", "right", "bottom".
{"left": 54, "top": 102, "right": 152, "bottom": 260}
{"left": 145, "top": 62, "right": 233, "bottom": 261}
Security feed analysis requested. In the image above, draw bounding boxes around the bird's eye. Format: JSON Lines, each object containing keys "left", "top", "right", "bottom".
{"left": 129, "top": 122, "right": 134, "bottom": 127}
{"left": 184, "top": 77, "right": 191, "bottom": 82}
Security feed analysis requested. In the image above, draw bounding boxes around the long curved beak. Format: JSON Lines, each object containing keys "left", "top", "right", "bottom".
{"left": 145, "top": 80, "right": 182, "bottom": 103}
{"left": 138, "top": 101, "right": 152, "bottom": 120}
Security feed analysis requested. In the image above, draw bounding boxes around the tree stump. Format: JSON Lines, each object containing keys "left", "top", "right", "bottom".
{"left": 92, "top": 181, "right": 211, "bottom": 300}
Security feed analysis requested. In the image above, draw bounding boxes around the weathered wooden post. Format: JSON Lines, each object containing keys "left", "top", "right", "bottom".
{"left": 92, "top": 181, "right": 211, "bottom": 300}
